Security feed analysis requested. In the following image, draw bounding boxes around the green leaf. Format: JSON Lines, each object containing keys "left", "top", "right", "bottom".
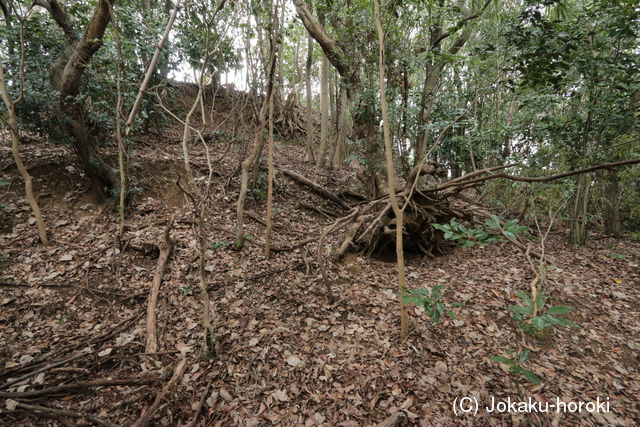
{"left": 518, "top": 348, "right": 531, "bottom": 363}
{"left": 515, "top": 290, "right": 533, "bottom": 307}
{"left": 432, "top": 223, "right": 448, "bottom": 232}
{"left": 509, "top": 305, "right": 533, "bottom": 315}
{"left": 485, "top": 214, "right": 501, "bottom": 230}
{"left": 517, "top": 367, "right": 541, "bottom": 385}
{"left": 432, "top": 286, "right": 443, "bottom": 299}
{"left": 491, "top": 355, "right": 515, "bottom": 365}
{"left": 553, "top": 317, "right": 580, "bottom": 328}
{"left": 503, "top": 231, "right": 517, "bottom": 240}
{"left": 402, "top": 295, "right": 425, "bottom": 306}
{"left": 546, "top": 305, "right": 574, "bottom": 315}
{"left": 530, "top": 316, "right": 549, "bottom": 330}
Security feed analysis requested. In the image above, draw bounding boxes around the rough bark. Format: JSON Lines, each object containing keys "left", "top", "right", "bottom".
{"left": 37, "top": 0, "right": 117, "bottom": 199}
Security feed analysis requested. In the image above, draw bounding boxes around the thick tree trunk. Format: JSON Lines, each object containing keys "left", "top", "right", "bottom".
{"left": 293, "top": 0, "right": 381, "bottom": 194}
{"left": 38, "top": 0, "right": 117, "bottom": 199}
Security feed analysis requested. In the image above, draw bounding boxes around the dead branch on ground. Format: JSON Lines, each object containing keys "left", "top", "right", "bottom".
{"left": 132, "top": 358, "right": 188, "bottom": 427}
{"left": 145, "top": 221, "right": 173, "bottom": 353}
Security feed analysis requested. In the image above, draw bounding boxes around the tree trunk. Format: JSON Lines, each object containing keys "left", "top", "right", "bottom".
{"left": 0, "top": 63, "right": 49, "bottom": 245}
{"left": 569, "top": 174, "right": 590, "bottom": 245}
{"left": 332, "top": 83, "right": 349, "bottom": 167}
{"left": 38, "top": 0, "right": 117, "bottom": 200}
{"left": 374, "top": 0, "right": 408, "bottom": 340}
{"left": 293, "top": 0, "right": 381, "bottom": 194}
{"left": 316, "top": 54, "right": 329, "bottom": 167}
{"left": 603, "top": 170, "right": 620, "bottom": 236}
{"left": 236, "top": 15, "right": 278, "bottom": 248}
{"left": 304, "top": 19, "right": 315, "bottom": 162}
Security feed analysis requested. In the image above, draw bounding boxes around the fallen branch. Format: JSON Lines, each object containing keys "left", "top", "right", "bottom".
{"left": 132, "top": 358, "right": 188, "bottom": 427}
{"left": 0, "top": 311, "right": 143, "bottom": 380}
{"left": 279, "top": 167, "right": 351, "bottom": 209}
{"left": 0, "top": 348, "right": 92, "bottom": 391}
{"left": 8, "top": 401, "right": 119, "bottom": 427}
{"left": 145, "top": 223, "right": 173, "bottom": 353}
{"left": 0, "top": 376, "right": 162, "bottom": 399}
{"left": 185, "top": 378, "right": 213, "bottom": 427}
{"left": 299, "top": 201, "right": 338, "bottom": 218}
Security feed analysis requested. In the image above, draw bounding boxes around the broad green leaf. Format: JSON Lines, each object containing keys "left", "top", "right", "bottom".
{"left": 491, "top": 355, "right": 514, "bottom": 365}
{"left": 509, "top": 305, "right": 533, "bottom": 315}
{"left": 518, "top": 367, "right": 541, "bottom": 385}
{"left": 515, "top": 290, "right": 533, "bottom": 307}
{"left": 546, "top": 305, "right": 574, "bottom": 315}
{"left": 503, "top": 231, "right": 517, "bottom": 240}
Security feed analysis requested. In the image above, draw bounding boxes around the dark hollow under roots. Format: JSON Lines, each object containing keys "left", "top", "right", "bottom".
{"left": 338, "top": 189, "right": 487, "bottom": 260}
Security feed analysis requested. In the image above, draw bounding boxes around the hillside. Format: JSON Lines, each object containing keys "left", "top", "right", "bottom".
{"left": 1, "top": 105, "right": 639, "bottom": 425}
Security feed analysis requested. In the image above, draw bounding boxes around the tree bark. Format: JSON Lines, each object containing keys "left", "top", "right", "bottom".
{"left": 317, "top": 53, "right": 329, "bottom": 167}
{"left": 603, "top": 170, "right": 620, "bottom": 236}
{"left": 37, "top": 0, "right": 117, "bottom": 199}
{"left": 304, "top": 23, "right": 315, "bottom": 162}
{"left": 374, "top": 0, "right": 408, "bottom": 340}
{"left": 236, "top": 10, "right": 278, "bottom": 248}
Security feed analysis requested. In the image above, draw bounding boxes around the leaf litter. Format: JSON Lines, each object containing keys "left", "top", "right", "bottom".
{"left": 0, "top": 135, "right": 639, "bottom": 426}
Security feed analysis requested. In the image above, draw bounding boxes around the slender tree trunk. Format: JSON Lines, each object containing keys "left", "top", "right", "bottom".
{"left": 107, "top": 4, "right": 127, "bottom": 235}
{"left": 264, "top": 74, "right": 275, "bottom": 257}
{"left": 1, "top": 64, "right": 49, "bottom": 245}
{"left": 304, "top": 23, "right": 315, "bottom": 162}
{"left": 316, "top": 54, "right": 329, "bottom": 167}
{"left": 569, "top": 174, "right": 590, "bottom": 245}
{"left": 603, "top": 170, "right": 620, "bottom": 236}
{"left": 332, "top": 84, "right": 349, "bottom": 167}
{"left": 374, "top": 0, "right": 408, "bottom": 340}
{"left": 236, "top": 9, "right": 278, "bottom": 248}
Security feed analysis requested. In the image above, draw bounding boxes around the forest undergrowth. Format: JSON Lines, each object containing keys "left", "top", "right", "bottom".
{"left": 1, "top": 110, "right": 639, "bottom": 425}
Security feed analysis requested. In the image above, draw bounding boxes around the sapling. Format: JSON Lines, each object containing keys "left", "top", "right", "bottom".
{"left": 509, "top": 290, "right": 578, "bottom": 337}
{"left": 402, "top": 286, "right": 457, "bottom": 324}
{"left": 492, "top": 347, "right": 540, "bottom": 385}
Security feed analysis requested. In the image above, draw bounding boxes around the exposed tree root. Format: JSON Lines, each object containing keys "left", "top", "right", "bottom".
{"left": 276, "top": 159, "right": 640, "bottom": 261}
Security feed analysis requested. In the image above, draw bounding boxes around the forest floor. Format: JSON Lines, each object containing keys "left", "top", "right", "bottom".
{"left": 1, "top": 111, "right": 639, "bottom": 426}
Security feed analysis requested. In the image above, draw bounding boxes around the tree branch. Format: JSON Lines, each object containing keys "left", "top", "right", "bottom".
{"left": 32, "top": 0, "right": 78, "bottom": 43}
{"left": 292, "top": 0, "right": 350, "bottom": 79}
{"left": 430, "top": 159, "right": 640, "bottom": 192}
{"left": 430, "top": 0, "right": 491, "bottom": 49}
